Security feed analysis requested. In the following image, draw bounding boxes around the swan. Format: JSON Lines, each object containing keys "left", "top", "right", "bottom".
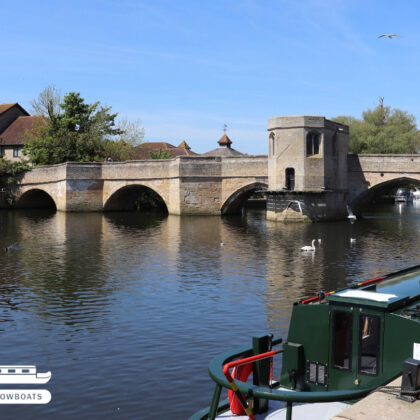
{"left": 301, "top": 239, "right": 316, "bottom": 252}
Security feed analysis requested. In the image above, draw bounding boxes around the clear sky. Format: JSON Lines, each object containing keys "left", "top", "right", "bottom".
{"left": 1, "top": 0, "right": 418, "bottom": 154}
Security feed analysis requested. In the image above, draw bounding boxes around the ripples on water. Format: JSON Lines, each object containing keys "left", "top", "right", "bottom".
{"left": 0, "top": 203, "right": 419, "bottom": 419}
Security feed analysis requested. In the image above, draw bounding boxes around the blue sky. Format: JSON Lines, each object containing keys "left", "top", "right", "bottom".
{"left": 1, "top": 0, "right": 419, "bottom": 154}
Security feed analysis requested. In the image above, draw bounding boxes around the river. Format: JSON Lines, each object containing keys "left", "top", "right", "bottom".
{"left": 0, "top": 202, "right": 420, "bottom": 419}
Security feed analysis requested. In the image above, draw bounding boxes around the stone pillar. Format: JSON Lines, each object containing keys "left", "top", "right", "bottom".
{"left": 65, "top": 163, "right": 104, "bottom": 211}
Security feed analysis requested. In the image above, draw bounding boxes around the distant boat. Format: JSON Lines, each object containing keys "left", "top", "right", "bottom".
{"left": 395, "top": 188, "right": 413, "bottom": 202}
{"left": 0, "top": 366, "right": 51, "bottom": 384}
{"left": 346, "top": 205, "right": 357, "bottom": 220}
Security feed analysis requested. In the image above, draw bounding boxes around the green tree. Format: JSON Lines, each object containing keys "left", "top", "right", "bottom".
{"left": 149, "top": 149, "right": 172, "bottom": 159}
{"left": 0, "top": 158, "right": 31, "bottom": 205}
{"left": 25, "top": 87, "right": 144, "bottom": 165}
{"left": 333, "top": 99, "right": 420, "bottom": 154}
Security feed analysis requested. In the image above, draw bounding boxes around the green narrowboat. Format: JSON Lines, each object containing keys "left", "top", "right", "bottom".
{"left": 190, "top": 264, "right": 420, "bottom": 420}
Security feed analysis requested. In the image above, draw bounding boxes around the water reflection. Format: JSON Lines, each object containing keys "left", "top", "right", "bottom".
{"left": 0, "top": 205, "right": 419, "bottom": 419}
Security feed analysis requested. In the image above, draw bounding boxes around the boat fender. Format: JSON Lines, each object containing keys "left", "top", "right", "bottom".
{"left": 228, "top": 362, "right": 253, "bottom": 415}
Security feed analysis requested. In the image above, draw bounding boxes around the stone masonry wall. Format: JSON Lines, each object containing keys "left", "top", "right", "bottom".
{"left": 347, "top": 154, "right": 420, "bottom": 202}
{"left": 16, "top": 157, "right": 268, "bottom": 215}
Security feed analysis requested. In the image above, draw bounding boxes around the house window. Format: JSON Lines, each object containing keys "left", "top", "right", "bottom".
{"left": 306, "top": 132, "right": 320, "bottom": 156}
{"left": 359, "top": 314, "right": 380, "bottom": 376}
{"left": 332, "top": 309, "right": 352, "bottom": 371}
{"left": 13, "top": 146, "right": 21, "bottom": 157}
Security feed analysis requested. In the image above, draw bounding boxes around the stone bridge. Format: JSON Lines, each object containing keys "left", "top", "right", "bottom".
{"left": 348, "top": 154, "right": 420, "bottom": 213}
{"left": 8, "top": 153, "right": 420, "bottom": 216}
{"left": 13, "top": 156, "right": 268, "bottom": 215}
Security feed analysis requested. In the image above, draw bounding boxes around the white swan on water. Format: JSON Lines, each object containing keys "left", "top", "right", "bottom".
{"left": 301, "top": 239, "right": 316, "bottom": 252}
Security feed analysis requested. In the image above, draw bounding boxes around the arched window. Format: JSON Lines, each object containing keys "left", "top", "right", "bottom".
{"left": 306, "top": 132, "right": 320, "bottom": 156}
{"left": 269, "top": 132, "right": 275, "bottom": 156}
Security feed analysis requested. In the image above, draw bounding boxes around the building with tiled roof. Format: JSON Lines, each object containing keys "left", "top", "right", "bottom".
{"left": 0, "top": 103, "right": 44, "bottom": 162}
{"left": 202, "top": 134, "right": 244, "bottom": 157}
{"left": 133, "top": 141, "right": 199, "bottom": 159}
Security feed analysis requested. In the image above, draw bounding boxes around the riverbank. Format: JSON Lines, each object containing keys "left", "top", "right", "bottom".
{"left": 333, "top": 376, "right": 419, "bottom": 419}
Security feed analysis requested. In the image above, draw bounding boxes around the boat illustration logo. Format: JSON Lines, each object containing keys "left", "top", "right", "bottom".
{"left": 0, "top": 366, "right": 51, "bottom": 385}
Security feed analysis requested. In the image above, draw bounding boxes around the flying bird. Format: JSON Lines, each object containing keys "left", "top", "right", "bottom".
{"left": 378, "top": 34, "right": 400, "bottom": 39}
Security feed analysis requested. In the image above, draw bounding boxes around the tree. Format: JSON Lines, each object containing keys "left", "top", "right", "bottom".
{"left": 333, "top": 99, "right": 420, "bottom": 154}
{"left": 25, "top": 87, "right": 144, "bottom": 165}
{"left": 0, "top": 158, "right": 31, "bottom": 205}
{"left": 149, "top": 149, "right": 172, "bottom": 159}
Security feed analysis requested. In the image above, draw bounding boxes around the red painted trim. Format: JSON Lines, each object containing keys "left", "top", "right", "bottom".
{"left": 358, "top": 276, "right": 383, "bottom": 286}
{"left": 301, "top": 275, "right": 385, "bottom": 305}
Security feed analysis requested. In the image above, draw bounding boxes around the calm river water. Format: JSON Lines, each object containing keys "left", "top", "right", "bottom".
{"left": 1, "top": 203, "right": 420, "bottom": 419}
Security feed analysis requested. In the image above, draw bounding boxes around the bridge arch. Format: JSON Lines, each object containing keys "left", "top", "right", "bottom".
{"left": 350, "top": 177, "right": 420, "bottom": 214}
{"left": 104, "top": 184, "right": 168, "bottom": 213}
{"left": 221, "top": 182, "right": 267, "bottom": 215}
{"left": 15, "top": 188, "right": 57, "bottom": 210}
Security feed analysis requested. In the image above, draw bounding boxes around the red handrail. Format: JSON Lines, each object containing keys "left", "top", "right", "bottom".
{"left": 223, "top": 348, "right": 283, "bottom": 420}
{"left": 300, "top": 275, "right": 385, "bottom": 305}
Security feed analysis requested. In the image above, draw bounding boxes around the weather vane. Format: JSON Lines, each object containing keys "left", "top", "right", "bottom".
{"left": 223, "top": 124, "right": 228, "bottom": 134}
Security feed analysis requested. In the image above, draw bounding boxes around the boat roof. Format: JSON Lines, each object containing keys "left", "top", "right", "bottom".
{"left": 327, "top": 269, "right": 420, "bottom": 310}
{"left": 0, "top": 366, "right": 35, "bottom": 369}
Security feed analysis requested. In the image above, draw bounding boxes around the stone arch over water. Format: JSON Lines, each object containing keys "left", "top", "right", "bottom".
{"left": 350, "top": 176, "right": 420, "bottom": 214}
{"left": 103, "top": 184, "right": 168, "bottom": 213}
{"left": 221, "top": 182, "right": 267, "bottom": 215}
{"left": 15, "top": 188, "right": 57, "bottom": 210}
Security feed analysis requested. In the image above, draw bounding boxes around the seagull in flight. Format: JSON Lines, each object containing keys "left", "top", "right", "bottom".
{"left": 378, "top": 34, "right": 400, "bottom": 39}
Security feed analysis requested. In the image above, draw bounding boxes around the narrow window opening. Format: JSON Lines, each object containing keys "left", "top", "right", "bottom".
{"left": 359, "top": 314, "right": 380, "bottom": 375}
{"left": 269, "top": 132, "right": 275, "bottom": 156}
{"left": 332, "top": 132, "right": 337, "bottom": 156}
{"left": 285, "top": 168, "right": 295, "bottom": 190}
{"left": 332, "top": 310, "right": 352, "bottom": 370}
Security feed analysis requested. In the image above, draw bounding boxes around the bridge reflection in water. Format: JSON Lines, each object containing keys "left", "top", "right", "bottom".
{"left": 0, "top": 203, "right": 419, "bottom": 419}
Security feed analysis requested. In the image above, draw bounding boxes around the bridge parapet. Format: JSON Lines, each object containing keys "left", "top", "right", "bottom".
{"left": 348, "top": 154, "right": 420, "bottom": 173}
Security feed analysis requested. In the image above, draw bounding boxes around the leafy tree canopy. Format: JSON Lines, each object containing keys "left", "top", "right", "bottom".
{"left": 332, "top": 98, "right": 420, "bottom": 154}
{"left": 0, "top": 158, "right": 31, "bottom": 205}
{"left": 25, "top": 86, "right": 144, "bottom": 165}
{"left": 149, "top": 148, "right": 172, "bottom": 159}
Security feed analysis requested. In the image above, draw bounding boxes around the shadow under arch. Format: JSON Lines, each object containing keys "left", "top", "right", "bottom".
{"left": 104, "top": 184, "right": 168, "bottom": 213}
{"left": 221, "top": 182, "right": 267, "bottom": 215}
{"left": 15, "top": 189, "right": 57, "bottom": 210}
{"left": 351, "top": 177, "right": 420, "bottom": 214}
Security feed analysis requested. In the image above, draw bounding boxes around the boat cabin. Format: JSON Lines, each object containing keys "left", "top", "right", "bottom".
{"left": 0, "top": 366, "right": 36, "bottom": 374}
{"left": 280, "top": 268, "right": 420, "bottom": 393}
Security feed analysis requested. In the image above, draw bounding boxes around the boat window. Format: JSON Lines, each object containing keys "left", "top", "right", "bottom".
{"left": 8, "top": 369, "right": 15, "bottom": 373}
{"left": 22, "top": 369, "right": 30, "bottom": 373}
{"left": 359, "top": 314, "right": 380, "bottom": 375}
{"left": 332, "top": 310, "right": 352, "bottom": 370}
